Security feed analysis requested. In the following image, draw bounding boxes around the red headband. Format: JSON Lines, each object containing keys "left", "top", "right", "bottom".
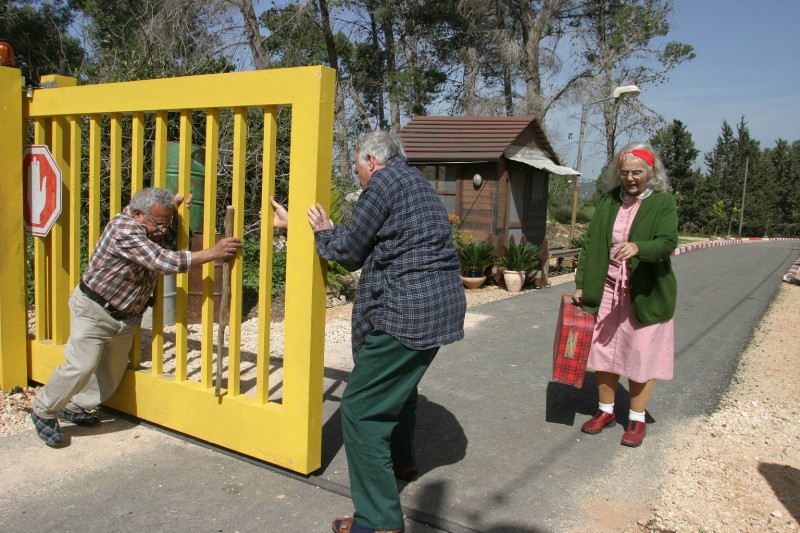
{"left": 622, "top": 149, "right": 655, "bottom": 168}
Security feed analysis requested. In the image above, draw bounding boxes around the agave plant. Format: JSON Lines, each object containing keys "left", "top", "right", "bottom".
{"left": 496, "top": 241, "right": 541, "bottom": 274}
{"left": 456, "top": 240, "right": 496, "bottom": 277}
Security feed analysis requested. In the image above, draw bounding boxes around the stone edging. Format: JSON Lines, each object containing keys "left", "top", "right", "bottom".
{"left": 672, "top": 237, "right": 799, "bottom": 256}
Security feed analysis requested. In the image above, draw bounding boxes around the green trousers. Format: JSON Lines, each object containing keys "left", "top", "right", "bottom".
{"left": 342, "top": 331, "right": 438, "bottom": 531}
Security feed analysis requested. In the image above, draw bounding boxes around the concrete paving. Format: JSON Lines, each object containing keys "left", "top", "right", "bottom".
{"left": 1, "top": 240, "right": 797, "bottom": 533}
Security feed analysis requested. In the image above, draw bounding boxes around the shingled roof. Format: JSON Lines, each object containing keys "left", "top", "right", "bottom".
{"left": 399, "top": 115, "right": 561, "bottom": 164}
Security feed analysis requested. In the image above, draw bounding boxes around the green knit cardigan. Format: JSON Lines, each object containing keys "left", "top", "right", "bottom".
{"left": 575, "top": 187, "right": 678, "bottom": 326}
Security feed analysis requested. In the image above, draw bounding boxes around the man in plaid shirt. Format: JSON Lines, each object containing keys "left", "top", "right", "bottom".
{"left": 31, "top": 188, "right": 241, "bottom": 447}
{"left": 271, "top": 131, "right": 466, "bottom": 533}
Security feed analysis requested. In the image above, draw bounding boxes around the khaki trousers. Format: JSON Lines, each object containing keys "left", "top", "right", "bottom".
{"left": 33, "top": 287, "right": 140, "bottom": 418}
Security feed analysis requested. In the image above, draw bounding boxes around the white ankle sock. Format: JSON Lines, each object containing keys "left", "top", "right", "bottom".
{"left": 599, "top": 402, "right": 614, "bottom": 414}
{"left": 629, "top": 410, "right": 646, "bottom": 423}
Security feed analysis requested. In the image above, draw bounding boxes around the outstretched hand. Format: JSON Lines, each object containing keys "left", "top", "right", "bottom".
{"left": 308, "top": 204, "right": 334, "bottom": 232}
{"left": 173, "top": 193, "right": 193, "bottom": 210}
{"left": 269, "top": 197, "right": 289, "bottom": 229}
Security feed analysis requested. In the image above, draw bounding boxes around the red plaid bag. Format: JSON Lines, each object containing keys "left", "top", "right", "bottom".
{"left": 552, "top": 294, "right": 596, "bottom": 388}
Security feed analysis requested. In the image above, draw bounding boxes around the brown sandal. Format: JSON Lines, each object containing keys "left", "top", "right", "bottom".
{"left": 331, "top": 516, "right": 402, "bottom": 533}
{"left": 331, "top": 517, "right": 355, "bottom": 533}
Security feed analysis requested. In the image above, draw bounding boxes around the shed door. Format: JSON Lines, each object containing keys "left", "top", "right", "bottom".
{"left": 508, "top": 168, "right": 548, "bottom": 245}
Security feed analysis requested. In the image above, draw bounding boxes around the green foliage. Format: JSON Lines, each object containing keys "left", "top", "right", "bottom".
{"left": 240, "top": 236, "right": 287, "bottom": 299}
{"left": 0, "top": 0, "right": 85, "bottom": 85}
{"left": 325, "top": 186, "right": 354, "bottom": 289}
{"left": 570, "top": 236, "right": 584, "bottom": 249}
{"left": 550, "top": 205, "right": 591, "bottom": 225}
{"left": 651, "top": 120, "right": 705, "bottom": 228}
{"left": 550, "top": 205, "right": 572, "bottom": 225}
{"left": 707, "top": 200, "right": 727, "bottom": 236}
{"left": 579, "top": 204, "right": 594, "bottom": 222}
{"left": 270, "top": 248, "right": 287, "bottom": 297}
{"left": 456, "top": 240, "right": 496, "bottom": 277}
{"left": 497, "top": 242, "right": 541, "bottom": 274}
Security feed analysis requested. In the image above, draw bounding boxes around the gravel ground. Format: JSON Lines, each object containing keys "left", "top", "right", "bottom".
{"left": 3, "top": 272, "right": 798, "bottom": 532}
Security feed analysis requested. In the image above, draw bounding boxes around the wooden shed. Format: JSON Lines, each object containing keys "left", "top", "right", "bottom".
{"left": 399, "top": 116, "right": 577, "bottom": 247}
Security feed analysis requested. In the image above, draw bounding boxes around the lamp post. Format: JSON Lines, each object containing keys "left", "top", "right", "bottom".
{"left": 570, "top": 84, "right": 641, "bottom": 242}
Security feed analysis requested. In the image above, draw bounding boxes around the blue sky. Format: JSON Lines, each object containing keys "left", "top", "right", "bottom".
{"left": 561, "top": 0, "right": 800, "bottom": 180}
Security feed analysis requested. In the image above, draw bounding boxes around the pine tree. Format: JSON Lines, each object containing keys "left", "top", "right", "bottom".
{"left": 650, "top": 120, "right": 703, "bottom": 231}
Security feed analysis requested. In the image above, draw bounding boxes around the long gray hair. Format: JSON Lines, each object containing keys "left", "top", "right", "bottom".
{"left": 604, "top": 142, "right": 669, "bottom": 193}
{"left": 354, "top": 131, "right": 406, "bottom": 165}
{"left": 129, "top": 188, "right": 174, "bottom": 214}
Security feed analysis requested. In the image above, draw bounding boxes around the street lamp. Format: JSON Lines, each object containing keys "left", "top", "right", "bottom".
{"left": 570, "top": 84, "right": 641, "bottom": 242}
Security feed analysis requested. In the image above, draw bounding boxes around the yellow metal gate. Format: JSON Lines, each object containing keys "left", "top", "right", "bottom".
{"left": 0, "top": 65, "right": 335, "bottom": 474}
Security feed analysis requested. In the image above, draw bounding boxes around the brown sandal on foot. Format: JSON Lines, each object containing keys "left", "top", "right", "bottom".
{"left": 331, "top": 516, "right": 402, "bottom": 533}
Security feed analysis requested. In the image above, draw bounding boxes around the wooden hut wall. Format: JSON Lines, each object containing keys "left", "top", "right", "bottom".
{"left": 456, "top": 163, "right": 496, "bottom": 242}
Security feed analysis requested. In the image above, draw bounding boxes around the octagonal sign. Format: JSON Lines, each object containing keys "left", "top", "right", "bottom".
{"left": 23, "top": 145, "right": 62, "bottom": 237}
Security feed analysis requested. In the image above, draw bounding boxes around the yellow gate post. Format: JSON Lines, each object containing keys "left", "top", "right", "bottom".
{"left": 0, "top": 65, "right": 29, "bottom": 390}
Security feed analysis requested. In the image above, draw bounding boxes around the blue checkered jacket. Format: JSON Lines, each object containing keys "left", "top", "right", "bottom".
{"left": 314, "top": 156, "right": 466, "bottom": 359}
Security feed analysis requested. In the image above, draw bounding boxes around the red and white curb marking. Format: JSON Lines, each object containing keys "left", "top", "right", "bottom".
{"left": 672, "top": 237, "right": 799, "bottom": 256}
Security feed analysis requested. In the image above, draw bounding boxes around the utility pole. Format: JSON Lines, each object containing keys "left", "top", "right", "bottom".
{"left": 739, "top": 157, "right": 749, "bottom": 236}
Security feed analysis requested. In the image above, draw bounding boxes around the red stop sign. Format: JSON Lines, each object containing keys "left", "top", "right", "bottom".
{"left": 23, "top": 145, "right": 62, "bottom": 237}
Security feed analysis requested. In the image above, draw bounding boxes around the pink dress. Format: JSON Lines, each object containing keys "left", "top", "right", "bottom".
{"left": 586, "top": 196, "right": 674, "bottom": 383}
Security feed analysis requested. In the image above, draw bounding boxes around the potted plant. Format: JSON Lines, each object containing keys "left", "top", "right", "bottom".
{"left": 456, "top": 240, "right": 496, "bottom": 289}
{"left": 496, "top": 241, "right": 541, "bottom": 292}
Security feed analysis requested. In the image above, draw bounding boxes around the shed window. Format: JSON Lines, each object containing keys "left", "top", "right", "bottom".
{"left": 417, "top": 165, "right": 457, "bottom": 213}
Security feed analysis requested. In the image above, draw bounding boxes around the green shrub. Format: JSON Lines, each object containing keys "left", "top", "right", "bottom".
{"left": 456, "top": 240, "right": 496, "bottom": 277}
{"left": 496, "top": 242, "right": 541, "bottom": 273}
{"left": 576, "top": 205, "right": 593, "bottom": 223}
{"left": 241, "top": 236, "right": 287, "bottom": 299}
{"left": 550, "top": 205, "right": 573, "bottom": 225}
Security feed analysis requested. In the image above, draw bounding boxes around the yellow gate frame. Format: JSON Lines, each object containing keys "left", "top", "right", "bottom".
{"left": 0, "top": 65, "right": 335, "bottom": 474}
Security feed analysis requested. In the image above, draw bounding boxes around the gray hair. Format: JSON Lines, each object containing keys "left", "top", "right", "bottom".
{"left": 129, "top": 188, "right": 175, "bottom": 214}
{"left": 605, "top": 141, "right": 669, "bottom": 193}
{"left": 354, "top": 131, "right": 406, "bottom": 165}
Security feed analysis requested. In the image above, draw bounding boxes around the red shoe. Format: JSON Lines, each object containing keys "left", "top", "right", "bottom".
{"left": 621, "top": 420, "right": 646, "bottom": 447}
{"left": 580, "top": 410, "right": 616, "bottom": 434}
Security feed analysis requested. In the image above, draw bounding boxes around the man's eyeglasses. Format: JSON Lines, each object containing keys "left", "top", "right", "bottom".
{"left": 146, "top": 214, "right": 172, "bottom": 231}
{"left": 619, "top": 169, "right": 645, "bottom": 177}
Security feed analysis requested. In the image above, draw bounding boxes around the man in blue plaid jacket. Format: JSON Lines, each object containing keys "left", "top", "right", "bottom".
{"left": 271, "top": 130, "right": 466, "bottom": 533}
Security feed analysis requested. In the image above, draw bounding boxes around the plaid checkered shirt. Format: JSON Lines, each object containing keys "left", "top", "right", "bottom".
{"left": 314, "top": 156, "right": 466, "bottom": 358}
{"left": 80, "top": 206, "right": 192, "bottom": 315}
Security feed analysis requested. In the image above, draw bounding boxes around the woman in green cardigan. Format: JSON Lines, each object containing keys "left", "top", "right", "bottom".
{"left": 573, "top": 142, "right": 678, "bottom": 447}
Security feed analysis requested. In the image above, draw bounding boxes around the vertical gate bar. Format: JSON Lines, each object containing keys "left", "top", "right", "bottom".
{"left": 227, "top": 107, "right": 247, "bottom": 397}
{"left": 131, "top": 113, "right": 145, "bottom": 192}
{"left": 32, "top": 118, "right": 50, "bottom": 341}
{"left": 68, "top": 117, "right": 81, "bottom": 291}
{"left": 174, "top": 111, "right": 192, "bottom": 382}
{"left": 200, "top": 109, "right": 219, "bottom": 390}
{"left": 109, "top": 113, "right": 122, "bottom": 220}
{"left": 88, "top": 115, "right": 101, "bottom": 253}
{"left": 130, "top": 112, "right": 145, "bottom": 369}
{"left": 0, "top": 66, "right": 28, "bottom": 389}
{"left": 150, "top": 111, "right": 168, "bottom": 375}
{"left": 256, "top": 106, "right": 278, "bottom": 404}
{"left": 282, "top": 66, "right": 335, "bottom": 470}
{"left": 49, "top": 117, "right": 70, "bottom": 345}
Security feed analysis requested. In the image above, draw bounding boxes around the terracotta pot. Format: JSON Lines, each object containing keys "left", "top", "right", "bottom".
{"left": 461, "top": 275, "right": 486, "bottom": 289}
{"left": 503, "top": 270, "right": 525, "bottom": 292}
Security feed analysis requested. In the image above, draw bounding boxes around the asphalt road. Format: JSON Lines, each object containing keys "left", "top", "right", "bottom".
{"left": 1, "top": 240, "right": 797, "bottom": 533}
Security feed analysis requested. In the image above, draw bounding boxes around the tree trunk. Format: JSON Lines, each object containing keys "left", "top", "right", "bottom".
{"left": 382, "top": 9, "right": 401, "bottom": 130}
{"left": 237, "top": 0, "right": 269, "bottom": 69}
{"left": 463, "top": 46, "right": 478, "bottom": 115}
